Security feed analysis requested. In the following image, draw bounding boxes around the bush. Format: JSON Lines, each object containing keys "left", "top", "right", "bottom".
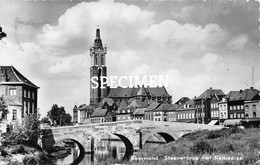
{"left": 191, "top": 140, "right": 213, "bottom": 155}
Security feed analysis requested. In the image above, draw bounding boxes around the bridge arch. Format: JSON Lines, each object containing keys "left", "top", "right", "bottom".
{"left": 53, "top": 138, "right": 85, "bottom": 165}
{"left": 113, "top": 133, "right": 134, "bottom": 160}
{"left": 157, "top": 132, "right": 175, "bottom": 143}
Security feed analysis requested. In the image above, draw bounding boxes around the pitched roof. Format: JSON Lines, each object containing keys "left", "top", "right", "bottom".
{"left": 241, "top": 88, "right": 260, "bottom": 101}
{"left": 0, "top": 66, "right": 39, "bottom": 88}
{"left": 133, "top": 108, "right": 146, "bottom": 115}
{"left": 136, "top": 86, "right": 148, "bottom": 96}
{"left": 154, "top": 103, "right": 171, "bottom": 112}
{"left": 90, "top": 108, "right": 109, "bottom": 117}
{"left": 175, "top": 97, "right": 190, "bottom": 105}
{"left": 145, "top": 102, "right": 160, "bottom": 112}
{"left": 177, "top": 98, "right": 195, "bottom": 111}
{"left": 226, "top": 88, "right": 260, "bottom": 101}
{"left": 107, "top": 87, "right": 133, "bottom": 98}
{"left": 107, "top": 86, "right": 171, "bottom": 98}
{"left": 167, "top": 104, "right": 179, "bottom": 111}
{"left": 195, "top": 88, "right": 225, "bottom": 100}
{"left": 146, "top": 86, "right": 171, "bottom": 97}
{"left": 128, "top": 98, "right": 143, "bottom": 108}
{"left": 225, "top": 91, "right": 241, "bottom": 101}
{"left": 77, "top": 104, "right": 95, "bottom": 112}
{"left": 101, "top": 97, "right": 114, "bottom": 106}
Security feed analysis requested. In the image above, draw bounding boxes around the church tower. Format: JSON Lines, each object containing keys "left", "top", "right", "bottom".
{"left": 90, "top": 28, "right": 107, "bottom": 105}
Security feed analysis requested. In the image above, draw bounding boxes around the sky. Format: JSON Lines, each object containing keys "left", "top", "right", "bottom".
{"left": 0, "top": 0, "right": 259, "bottom": 117}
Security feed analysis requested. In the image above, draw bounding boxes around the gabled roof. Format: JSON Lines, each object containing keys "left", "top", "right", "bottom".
{"left": 90, "top": 108, "right": 109, "bottom": 117}
{"left": 136, "top": 86, "right": 148, "bottom": 96}
{"left": 175, "top": 97, "right": 190, "bottom": 105}
{"left": 117, "top": 106, "right": 135, "bottom": 114}
{"left": 167, "top": 104, "right": 179, "bottom": 111}
{"left": 225, "top": 91, "right": 241, "bottom": 101}
{"left": 101, "top": 98, "right": 114, "bottom": 106}
{"left": 133, "top": 108, "right": 146, "bottom": 115}
{"left": 195, "top": 88, "right": 225, "bottom": 100}
{"left": 226, "top": 88, "right": 260, "bottom": 101}
{"left": 107, "top": 87, "right": 133, "bottom": 98}
{"left": 0, "top": 66, "right": 39, "bottom": 88}
{"left": 128, "top": 98, "right": 143, "bottom": 108}
{"left": 77, "top": 104, "right": 95, "bottom": 112}
{"left": 145, "top": 102, "right": 160, "bottom": 112}
{"left": 177, "top": 98, "right": 195, "bottom": 111}
{"left": 154, "top": 103, "right": 171, "bottom": 112}
{"left": 240, "top": 88, "right": 260, "bottom": 101}
{"left": 146, "top": 86, "right": 171, "bottom": 97}
{"left": 107, "top": 86, "right": 171, "bottom": 98}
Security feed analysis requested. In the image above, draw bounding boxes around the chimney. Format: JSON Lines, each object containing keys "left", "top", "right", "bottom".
{"left": 250, "top": 87, "right": 253, "bottom": 89}
{"left": 239, "top": 89, "right": 243, "bottom": 93}
{"left": 210, "top": 87, "right": 212, "bottom": 89}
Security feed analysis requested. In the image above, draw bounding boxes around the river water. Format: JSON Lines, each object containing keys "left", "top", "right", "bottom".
{"left": 55, "top": 139, "right": 164, "bottom": 165}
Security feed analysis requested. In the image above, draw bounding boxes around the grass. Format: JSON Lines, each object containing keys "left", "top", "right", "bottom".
{"left": 108, "top": 128, "right": 260, "bottom": 165}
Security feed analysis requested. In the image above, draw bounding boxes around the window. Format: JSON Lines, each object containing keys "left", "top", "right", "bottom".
{"left": 211, "top": 104, "right": 213, "bottom": 108}
{"left": 28, "top": 91, "right": 30, "bottom": 98}
{"left": 32, "top": 103, "right": 34, "bottom": 113}
{"left": 28, "top": 102, "right": 31, "bottom": 114}
{"left": 230, "top": 106, "right": 233, "bottom": 110}
{"left": 253, "top": 112, "right": 256, "bottom": 118}
{"left": 240, "top": 105, "right": 244, "bottom": 109}
{"left": 237, "top": 105, "right": 240, "bottom": 110}
{"left": 233, "top": 106, "right": 236, "bottom": 110}
{"left": 9, "top": 88, "right": 16, "bottom": 95}
{"left": 234, "top": 113, "right": 237, "bottom": 118}
{"left": 94, "top": 55, "right": 97, "bottom": 65}
{"left": 216, "top": 104, "right": 218, "bottom": 108}
{"left": 241, "top": 113, "right": 244, "bottom": 118}
{"left": 12, "top": 109, "right": 17, "bottom": 120}
{"left": 230, "top": 114, "right": 233, "bottom": 118}
{"left": 24, "top": 90, "right": 27, "bottom": 98}
{"left": 253, "top": 105, "right": 256, "bottom": 111}
{"left": 32, "top": 92, "right": 34, "bottom": 99}
{"left": 237, "top": 113, "right": 240, "bottom": 118}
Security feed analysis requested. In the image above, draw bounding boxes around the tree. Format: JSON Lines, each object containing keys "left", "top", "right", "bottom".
{"left": 40, "top": 116, "right": 50, "bottom": 125}
{"left": 1, "top": 113, "right": 41, "bottom": 146}
{"left": 0, "top": 95, "right": 8, "bottom": 121}
{"left": 47, "top": 104, "right": 72, "bottom": 126}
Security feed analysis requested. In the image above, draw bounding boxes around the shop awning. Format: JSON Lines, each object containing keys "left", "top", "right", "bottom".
{"left": 208, "top": 120, "right": 218, "bottom": 125}
{"left": 223, "top": 119, "right": 242, "bottom": 126}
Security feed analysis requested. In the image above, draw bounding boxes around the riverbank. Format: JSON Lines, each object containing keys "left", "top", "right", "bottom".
{"left": 0, "top": 144, "right": 54, "bottom": 165}
{"left": 107, "top": 128, "right": 260, "bottom": 165}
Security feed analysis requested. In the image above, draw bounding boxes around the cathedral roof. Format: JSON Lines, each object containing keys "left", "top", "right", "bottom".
{"left": 107, "top": 86, "right": 171, "bottom": 98}
{"left": 0, "top": 66, "right": 39, "bottom": 88}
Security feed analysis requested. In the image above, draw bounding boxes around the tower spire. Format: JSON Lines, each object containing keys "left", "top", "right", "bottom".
{"left": 94, "top": 26, "right": 102, "bottom": 48}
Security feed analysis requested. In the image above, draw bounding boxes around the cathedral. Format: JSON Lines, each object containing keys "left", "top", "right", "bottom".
{"left": 89, "top": 28, "right": 172, "bottom": 107}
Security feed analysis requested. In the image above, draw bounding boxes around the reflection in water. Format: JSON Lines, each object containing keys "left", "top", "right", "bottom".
{"left": 55, "top": 140, "right": 164, "bottom": 165}
{"left": 55, "top": 140, "right": 125, "bottom": 165}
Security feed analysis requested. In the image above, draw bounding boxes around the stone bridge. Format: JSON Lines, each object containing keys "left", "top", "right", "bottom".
{"left": 40, "top": 120, "right": 222, "bottom": 157}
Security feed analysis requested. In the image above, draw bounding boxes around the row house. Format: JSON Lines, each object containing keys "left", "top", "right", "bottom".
{"left": 153, "top": 103, "right": 171, "bottom": 121}
{"left": 167, "top": 104, "right": 179, "bottom": 122}
{"left": 0, "top": 66, "right": 39, "bottom": 132}
{"left": 223, "top": 87, "right": 260, "bottom": 127}
{"left": 194, "top": 87, "right": 225, "bottom": 124}
{"left": 90, "top": 107, "right": 114, "bottom": 124}
{"left": 116, "top": 106, "right": 135, "bottom": 121}
{"left": 176, "top": 98, "right": 196, "bottom": 123}
{"left": 244, "top": 100, "right": 260, "bottom": 128}
{"left": 144, "top": 102, "right": 160, "bottom": 121}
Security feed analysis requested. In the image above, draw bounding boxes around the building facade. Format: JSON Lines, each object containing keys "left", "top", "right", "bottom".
{"left": 176, "top": 98, "right": 196, "bottom": 123}
{"left": 194, "top": 87, "right": 225, "bottom": 124}
{"left": 0, "top": 66, "right": 39, "bottom": 131}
